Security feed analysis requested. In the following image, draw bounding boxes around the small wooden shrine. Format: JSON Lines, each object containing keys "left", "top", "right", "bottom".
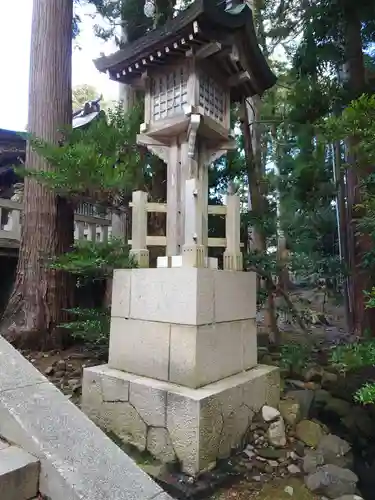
{"left": 83, "top": 1, "right": 279, "bottom": 476}
{"left": 94, "top": 0, "right": 276, "bottom": 266}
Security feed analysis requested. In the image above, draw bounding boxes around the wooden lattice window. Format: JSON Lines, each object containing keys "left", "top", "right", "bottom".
{"left": 199, "top": 73, "right": 225, "bottom": 123}
{"left": 151, "top": 66, "right": 188, "bottom": 121}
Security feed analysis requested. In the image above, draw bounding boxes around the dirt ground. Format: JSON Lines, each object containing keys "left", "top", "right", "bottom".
{"left": 210, "top": 477, "right": 318, "bottom": 500}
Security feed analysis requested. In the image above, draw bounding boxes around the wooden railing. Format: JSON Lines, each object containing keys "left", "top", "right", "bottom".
{"left": 0, "top": 198, "right": 111, "bottom": 244}
{"left": 128, "top": 183, "right": 244, "bottom": 270}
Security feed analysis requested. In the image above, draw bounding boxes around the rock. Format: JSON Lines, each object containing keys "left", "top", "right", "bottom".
{"left": 285, "top": 379, "right": 306, "bottom": 390}
{"left": 287, "top": 464, "right": 301, "bottom": 474}
{"left": 264, "top": 463, "right": 273, "bottom": 474}
{"left": 296, "top": 420, "right": 324, "bottom": 448}
{"left": 262, "top": 405, "right": 281, "bottom": 422}
{"left": 284, "top": 486, "right": 294, "bottom": 496}
{"left": 322, "top": 371, "right": 338, "bottom": 390}
{"left": 317, "top": 435, "right": 351, "bottom": 462}
{"left": 279, "top": 397, "right": 301, "bottom": 427}
{"left": 45, "top": 366, "right": 54, "bottom": 376}
{"left": 55, "top": 359, "right": 66, "bottom": 371}
{"left": 347, "top": 407, "right": 375, "bottom": 438}
{"left": 314, "top": 389, "right": 332, "bottom": 408}
{"left": 304, "top": 366, "right": 325, "bottom": 383}
{"left": 304, "top": 382, "right": 321, "bottom": 390}
{"left": 292, "top": 440, "right": 306, "bottom": 457}
{"left": 286, "top": 390, "right": 314, "bottom": 420}
{"left": 260, "top": 354, "right": 274, "bottom": 365}
{"left": 253, "top": 459, "right": 268, "bottom": 472}
{"left": 333, "top": 497, "right": 364, "bottom": 500}
{"left": 324, "top": 398, "right": 351, "bottom": 418}
{"left": 303, "top": 450, "right": 325, "bottom": 474}
{"left": 268, "top": 460, "right": 279, "bottom": 467}
{"left": 256, "top": 447, "right": 287, "bottom": 459}
{"left": 267, "top": 417, "right": 287, "bottom": 447}
{"left": 305, "top": 464, "right": 358, "bottom": 498}
{"left": 54, "top": 370, "right": 66, "bottom": 378}
{"left": 244, "top": 447, "right": 256, "bottom": 459}
{"left": 69, "top": 381, "right": 82, "bottom": 394}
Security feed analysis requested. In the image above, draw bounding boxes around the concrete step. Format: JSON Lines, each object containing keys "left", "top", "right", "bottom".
{"left": 0, "top": 439, "right": 39, "bottom": 500}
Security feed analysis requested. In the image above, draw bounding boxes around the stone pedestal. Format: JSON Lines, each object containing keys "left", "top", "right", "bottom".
{"left": 82, "top": 268, "right": 280, "bottom": 475}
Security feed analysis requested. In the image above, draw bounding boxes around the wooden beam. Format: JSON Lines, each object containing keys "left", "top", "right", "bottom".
{"left": 128, "top": 236, "right": 244, "bottom": 249}
{"left": 195, "top": 42, "right": 222, "bottom": 60}
{"left": 227, "top": 71, "right": 251, "bottom": 87}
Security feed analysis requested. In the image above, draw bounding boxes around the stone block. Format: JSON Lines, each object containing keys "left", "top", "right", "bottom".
{"left": 129, "top": 268, "right": 215, "bottom": 325}
{"left": 147, "top": 428, "right": 176, "bottom": 463}
{"left": 0, "top": 445, "right": 39, "bottom": 500}
{"left": 169, "top": 319, "right": 257, "bottom": 388}
{"left": 0, "top": 381, "right": 169, "bottom": 500}
{"left": 213, "top": 271, "right": 256, "bottom": 322}
{"left": 109, "top": 317, "right": 171, "bottom": 380}
{"left": 111, "top": 269, "right": 131, "bottom": 318}
{"left": 129, "top": 381, "right": 167, "bottom": 427}
{"left": 0, "top": 336, "right": 45, "bottom": 392}
{"left": 82, "top": 364, "right": 280, "bottom": 475}
{"left": 111, "top": 268, "right": 256, "bottom": 325}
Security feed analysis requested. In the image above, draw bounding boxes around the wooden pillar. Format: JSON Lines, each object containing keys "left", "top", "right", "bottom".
{"left": 166, "top": 139, "right": 182, "bottom": 256}
{"left": 130, "top": 190, "right": 149, "bottom": 268}
{"left": 223, "top": 190, "right": 243, "bottom": 271}
{"left": 111, "top": 212, "right": 127, "bottom": 242}
{"left": 182, "top": 178, "right": 205, "bottom": 267}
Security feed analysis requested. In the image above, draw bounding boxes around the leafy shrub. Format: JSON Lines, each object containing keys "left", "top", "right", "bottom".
{"left": 330, "top": 341, "right": 375, "bottom": 373}
{"left": 330, "top": 340, "right": 375, "bottom": 406}
{"left": 50, "top": 238, "right": 136, "bottom": 283}
{"left": 354, "top": 382, "right": 375, "bottom": 405}
{"left": 280, "top": 342, "right": 312, "bottom": 374}
{"left": 52, "top": 239, "right": 136, "bottom": 349}
{"left": 60, "top": 307, "right": 110, "bottom": 349}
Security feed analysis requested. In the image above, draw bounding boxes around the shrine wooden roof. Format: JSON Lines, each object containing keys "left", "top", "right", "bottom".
{"left": 94, "top": 0, "right": 276, "bottom": 99}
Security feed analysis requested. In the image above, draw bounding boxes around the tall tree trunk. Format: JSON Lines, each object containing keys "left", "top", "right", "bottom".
{"left": 0, "top": 0, "right": 74, "bottom": 349}
{"left": 333, "top": 136, "right": 351, "bottom": 331}
{"left": 112, "top": 15, "right": 137, "bottom": 243}
{"left": 271, "top": 123, "right": 291, "bottom": 290}
{"left": 241, "top": 97, "right": 280, "bottom": 344}
{"left": 342, "top": 3, "right": 373, "bottom": 335}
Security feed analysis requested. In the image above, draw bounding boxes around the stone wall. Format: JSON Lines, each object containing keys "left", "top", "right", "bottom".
{"left": 0, "top": 334, "right": 171, "bottom": 500}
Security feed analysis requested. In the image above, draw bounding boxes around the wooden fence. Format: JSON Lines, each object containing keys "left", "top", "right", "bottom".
{"left": 128, "top": 186, "right": 243, "bottom": 270}
{"left": 0, "top": 198, "right": 111, "bottom": 244}
{"left": 0, "top": 186, "right": 244, "bottom": 271}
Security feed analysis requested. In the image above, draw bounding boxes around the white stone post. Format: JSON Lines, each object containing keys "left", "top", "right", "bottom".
{"left": 223, "top": 189, "right": 243, "bottom": 271}
{"left": 130, "top": 190, "right": 149, "bottom": 268}
{"left": 182, "top": 178, "right": 205, "bottom": 267}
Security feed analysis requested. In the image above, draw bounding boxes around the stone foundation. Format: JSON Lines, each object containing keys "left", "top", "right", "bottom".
{"left": 82, "top": 364, "right": 280, "bottom": 475}
{"left": 82, "top": 267, "right": 280, "bottom": 475}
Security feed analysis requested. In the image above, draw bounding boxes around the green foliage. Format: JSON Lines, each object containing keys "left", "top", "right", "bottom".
{"left": 19, "top": 103, "right": 143, "bottom": 208}
{"left": 330, "top": 341, "right": 375, "bottom": 373}
{"left": 53, "top": 239, "right": 136, "bottom": 349}
{"left": 49, "top": 238, "right": 136, "bottom": 283}
{"left": 354, "top": 382, "right": 375, "bottom": 405}
{"left": 280, "top": 342, "right": 312, "bottom": 374}
{"left": 364, "top": 287, "right": 375, "bottom": 309}
{"left": 60, "top": 307, "right": 110, "bottom": 348}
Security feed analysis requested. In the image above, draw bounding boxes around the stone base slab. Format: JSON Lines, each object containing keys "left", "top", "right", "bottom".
{"left": 111, "top": 267, "right": 256, "bottom": 326}
{"left": 109, "top": 317, "right": 257, "bottom": 388}
{"left": 82, "top": 364, "right": 280, "bottom": 475}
